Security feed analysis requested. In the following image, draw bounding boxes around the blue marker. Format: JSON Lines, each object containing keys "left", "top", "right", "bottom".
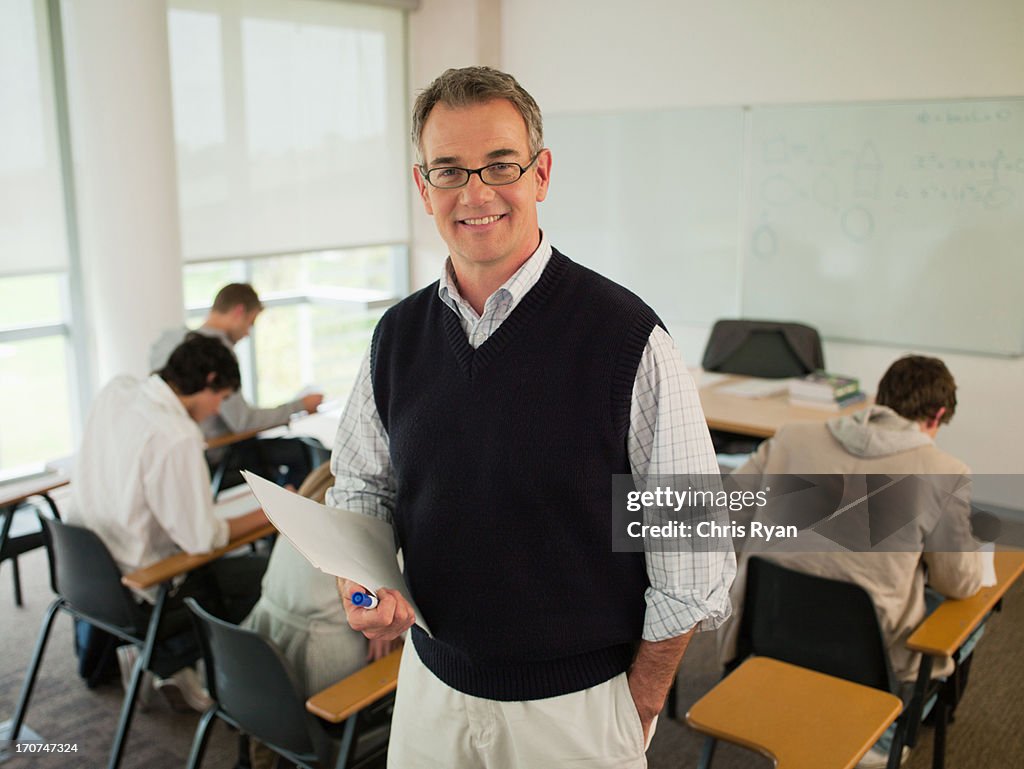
{"left": 351, "top": 591, "right": 379, "bottom": 610}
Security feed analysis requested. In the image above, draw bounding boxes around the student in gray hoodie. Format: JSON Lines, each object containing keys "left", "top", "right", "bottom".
{"left": 719, "top": 355, "right": 983, "bottom": 685}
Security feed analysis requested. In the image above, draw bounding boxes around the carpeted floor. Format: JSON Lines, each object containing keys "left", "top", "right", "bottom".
{"left": 2, "top": 545, "right": 1022, "bottom": 769}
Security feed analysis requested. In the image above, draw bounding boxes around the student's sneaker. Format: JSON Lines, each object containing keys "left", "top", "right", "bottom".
{"left": 155, "top": 666, "right": 213, "bottom": 713}
{"left": 856, "top": 745, "right": 910, "bottom": 769}
{"left": 115, "top": 645, "right": 155, "bottom": 712}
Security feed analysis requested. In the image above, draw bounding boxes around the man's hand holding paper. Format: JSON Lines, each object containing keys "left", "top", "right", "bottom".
{"left": 241, "top": 470, "right": 428, "bottom": 634}
{"left": 337, "top": 578, "right": 416, "bottom": 640}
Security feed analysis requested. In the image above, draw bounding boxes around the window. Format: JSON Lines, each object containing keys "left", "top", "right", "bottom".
{"left": 0, "top": 0, "right": 78, "bottom": 476}
{"left": 183, "top": 246, "right": 403, "bottom": 405}
{"left": 169, "top": 0, "right": 409, "bottom": 404}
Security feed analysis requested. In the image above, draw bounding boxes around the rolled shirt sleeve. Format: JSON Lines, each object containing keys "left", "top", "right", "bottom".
{"left": 629, "top": 326, "right": 736, "bottom": 640}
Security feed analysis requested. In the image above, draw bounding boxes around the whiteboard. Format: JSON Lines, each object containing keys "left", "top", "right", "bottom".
{"left": 744, "top": 99, "right": 1024, "bottom": 356}
{"left": 541, "top": 99, "right": 1024, "bottom": 356}
{"left": 541, "top": 108, "right": 744, "bottom": 326}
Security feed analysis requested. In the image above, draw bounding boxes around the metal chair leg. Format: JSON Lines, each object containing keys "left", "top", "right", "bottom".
{"left": 886, "top": 719, "right": 908, "bottom": 769}
{"left": 7, "top": 597, "right": 62, "bottom": 741}
{"left": 11, "top": 556, "right": 22, "bottom": 607}
{"left": 211, "top": 446, "right": 235, "bottom": 501}
{"left": 931, "top": 699, "right": 948, "bottom": 769}
{"left": 187, "top": 708, "right": 219, "bottom": 769}
{"left": 904, "top": 655, "right": 934, "bottom": 748}
{"left": 697, "top": 736, "right": 718, "bottom": 769}
{"left": 332, "top": 716, "right": 359, "bottom": 769}
{"left": 106, "top": 585, "right": 167, "bottom": 769}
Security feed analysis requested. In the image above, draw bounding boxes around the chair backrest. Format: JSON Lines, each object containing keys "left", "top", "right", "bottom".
{"left": 185, "top": 598, "right": 333, "bottom": 766}
{"left": 296, "top": 461, "right": 333, "bottom": 504}
{"left": 702, "top": 319, "right": 824, "bottom": 379}
{"left": 737, "top": 557, "right": 896, "bottom": 693}
{"left": 41, "top": 516, "right": 142, "bottom": 633}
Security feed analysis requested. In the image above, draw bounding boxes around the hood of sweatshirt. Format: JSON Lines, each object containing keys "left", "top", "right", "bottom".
{"left": 826, "top": 404, "right": 932, "bottom": 458}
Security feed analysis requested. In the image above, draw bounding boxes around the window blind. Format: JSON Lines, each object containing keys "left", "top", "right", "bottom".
{"left": 168, "top": 0, "right": 409, "bottom": 261}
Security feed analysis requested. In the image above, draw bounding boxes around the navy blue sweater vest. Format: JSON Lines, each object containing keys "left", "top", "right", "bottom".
{"left": 370, "top": 250, "right": 661, "bottom": 700}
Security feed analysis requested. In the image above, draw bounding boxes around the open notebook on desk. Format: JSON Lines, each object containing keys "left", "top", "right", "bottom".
{"left": 241, "top": 470, "right": 428, "bottom": 634}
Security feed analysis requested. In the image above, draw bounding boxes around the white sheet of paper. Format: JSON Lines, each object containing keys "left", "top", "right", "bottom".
{"left": 694, "top": 371, "right": 729, "bottom": 389}
{"left": 717, "top": 378, "right": 792, "bottom": 398}
{"left": 241, "top": 470, "right": 429, "bottom": 634}
{"left": 980, "top": 543, "right": 997, "bottom": 588}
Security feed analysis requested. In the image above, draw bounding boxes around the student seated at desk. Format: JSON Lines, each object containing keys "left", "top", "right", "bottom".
{"left": 243, "top": 462, "right": 398, "bottom": 697}
{"left": 69, "top": 333, "right": 271, "bottom": 711}
{"left": 718, "top": 355, "right": 983, "bottom": 768}
{"left": 149, "top": 282, "right": 324, "bottom": 488}
{"left": 243, "top": 463, "right": 397, "bottom": 769}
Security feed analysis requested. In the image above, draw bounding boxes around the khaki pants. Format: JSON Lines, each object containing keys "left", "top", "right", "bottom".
{"left": 387, "top": 640, "right": 657, "bottom": 769}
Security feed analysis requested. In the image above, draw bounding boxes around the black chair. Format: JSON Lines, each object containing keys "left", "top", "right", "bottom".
{"left": 212, "top": 436, "right": 330, "bottom": 499}
{"left": 6, "top": 517, "right": 167, "bottom": 769}
{"left": 702, "top": 319, "right": 824, "bottom": 379}
{"left": 702, "top": 319, "right": 825, "bottom": 455}
{"left": 699, "top": 557, "right": 939, "bottom": 769}
{"left": 184, "top": 598, "right": 392, "bottom": 769}
{"left": 0, "top": 492, "right": 61, "bottom": 607}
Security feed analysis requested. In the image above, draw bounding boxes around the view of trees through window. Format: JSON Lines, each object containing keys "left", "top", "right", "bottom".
{"left": 183, "top": 246, "right": 401, "bottom": 409}
{"left": 0, "top": 274, "right": 73, "bottom": 475}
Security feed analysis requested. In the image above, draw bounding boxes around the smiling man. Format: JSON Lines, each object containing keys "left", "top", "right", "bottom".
{"left": 328, "top": 67, "right": 734, "bottom": 768}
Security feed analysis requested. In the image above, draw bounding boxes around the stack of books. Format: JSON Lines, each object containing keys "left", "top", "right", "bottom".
{"left": 788, "top": 371, "right": 867, "bottom": 412}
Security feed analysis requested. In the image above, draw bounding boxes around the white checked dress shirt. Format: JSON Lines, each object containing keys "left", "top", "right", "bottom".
{"left": 329, "top": 234, "right": 735, "bottom": 640}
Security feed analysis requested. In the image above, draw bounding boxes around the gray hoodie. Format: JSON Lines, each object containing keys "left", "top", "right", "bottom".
{"left": 826, "top": 405, "right": 932, "bottom": 459}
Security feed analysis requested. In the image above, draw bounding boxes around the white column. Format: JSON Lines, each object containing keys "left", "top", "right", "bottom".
{"left": 407, "top": 0, "right": 503, "bottom": 290}
{"left": 61, "top": 0, "right": 184, "bottom": 389}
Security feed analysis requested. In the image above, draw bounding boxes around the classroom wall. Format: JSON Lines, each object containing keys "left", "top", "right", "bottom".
{"left": 408, "top": 0, "right": 1024, "bottom": 502}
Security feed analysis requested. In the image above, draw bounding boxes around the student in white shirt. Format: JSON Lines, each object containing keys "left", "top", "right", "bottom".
{"left": 70, "top": 333, "right": 271, "bottom": 710}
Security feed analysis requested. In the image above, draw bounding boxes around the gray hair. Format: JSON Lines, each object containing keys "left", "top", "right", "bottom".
{"left": 411, "top": 66, "right": 543, "bottom": 164}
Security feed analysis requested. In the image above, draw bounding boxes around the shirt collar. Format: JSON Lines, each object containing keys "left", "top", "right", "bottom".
{"left": 437, "top": 232, "right": 552, "bottom": 316}
{"left": 198, "top": 324, "right": 234, "bottom": 349}
{"left": 141, "top": 374, "right": 191, "bottom": 420}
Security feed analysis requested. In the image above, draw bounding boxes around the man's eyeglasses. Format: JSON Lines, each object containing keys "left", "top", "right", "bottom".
{"left": 419, "top": 152, "right": 542, "bottom": 189}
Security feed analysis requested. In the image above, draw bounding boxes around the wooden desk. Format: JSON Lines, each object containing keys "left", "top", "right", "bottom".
{"left": 908, "top": 549, "right": 1024, "bottom": 658}
{"left": 1, "top": 472, "right": 68, "bottom": 606}
{"left": 0, "top": 472, "right": 69, "bottom": 510}
{"left": 686, "top": 656, "right": 902, "bottom": 769}
{"left": 121, "top": 522, "right": 275, "bottom": 592}
{"left": 306, "top": 647, "right": 401, "bottom": 723}
{"left": 698, "top": 375, "right": 868, "bottom": 438}
{"left": 205, "top": 427, "right": 273, "bottom": 451}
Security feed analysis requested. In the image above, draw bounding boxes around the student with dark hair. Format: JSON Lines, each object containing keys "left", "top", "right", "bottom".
{"left": 875, "top": 354, "right": 957, "bottom": 425}
{"left": 720, "top": 354, "right": 982, "bottom": 768}
{"left": 149, "top": 284, "right": 324, "bottom": 488}
{"left": 160, "top": 330, "right": 243, "bottom": 395}
{"left": 69, "top": 333, "right": 271, "bottom": 711}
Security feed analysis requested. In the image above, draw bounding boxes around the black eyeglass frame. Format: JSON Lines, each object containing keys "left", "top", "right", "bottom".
{"left": 418, "top": 151, "right": 543, "bottom": 189}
